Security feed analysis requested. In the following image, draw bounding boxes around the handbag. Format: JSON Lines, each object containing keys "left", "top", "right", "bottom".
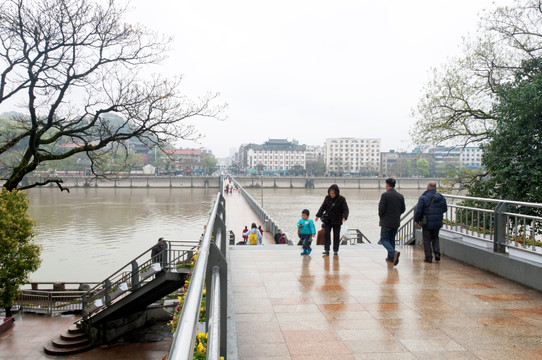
{"left": 320, "top": 198, "right": 337, "bottom": 225}
{"left": 419, "top": 194, "right": 436, "bottom": 227}
{"left": 320, "top": 213, "right": 329, "bottom": 224}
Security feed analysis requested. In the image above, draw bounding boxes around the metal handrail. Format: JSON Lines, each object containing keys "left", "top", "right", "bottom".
{"left": 83, "top": 241, "right": 198, "bottom": 319}
{"left": 168, "top": 192, "right": 227, "bottom": 359}
{"left": 443, "top": 194, "right": 542, "bottom": 209}
{"left": 395, "top": 194, "right": 542, "bottom": 254}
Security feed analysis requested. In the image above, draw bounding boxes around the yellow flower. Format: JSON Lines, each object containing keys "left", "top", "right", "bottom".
{"left": 220, "top": 357, "right": 224, "bottom": 360}
{"left": 200, "top": 307, "right": 204, "bottom": 312}
{"left": 196, "top": 342, "right": 206, "bottom": 353}
{"left": 202, "top": 289, "right": 206, "bottom": 295}
{"left": 197, "top": 331, "right": 205, "bottom": 339}
{"left": 205, "top": 333, "right": 208, "bottom": 339}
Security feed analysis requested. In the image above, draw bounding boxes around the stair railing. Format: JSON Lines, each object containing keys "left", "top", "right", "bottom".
{"left": 168, "top": 192, "right": 228, "bottom": 360}
{"left": 82, "top": 240, "right": 199, "bottom": 319}
{"left": 396, "top": 205, "right": 417, "bottom": 245}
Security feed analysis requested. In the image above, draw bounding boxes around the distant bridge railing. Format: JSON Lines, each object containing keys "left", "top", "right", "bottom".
{"left": 230, "top": 178, "right": 292, "bottom": 244}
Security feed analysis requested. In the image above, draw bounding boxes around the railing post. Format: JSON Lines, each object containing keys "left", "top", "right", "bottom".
{"left": 105, "top": 279, "right": 112, "bottom": 307}
{"left": 131, "top": 261, "right": 140, "bottom": 290}
{"left": 494, "top": 202, "right": 508, "bottom": 253}
{"left": 163, "top": 241, "right": 169, "bottom": 270}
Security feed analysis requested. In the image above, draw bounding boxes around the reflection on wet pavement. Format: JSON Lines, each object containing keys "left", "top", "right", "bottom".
{"left": 231, "top": 245, "right": 542, "bottom": 360}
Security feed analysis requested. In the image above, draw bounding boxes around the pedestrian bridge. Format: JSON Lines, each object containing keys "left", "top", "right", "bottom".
{"left": 219, "top": 182, "right": 542, "bottom": 359}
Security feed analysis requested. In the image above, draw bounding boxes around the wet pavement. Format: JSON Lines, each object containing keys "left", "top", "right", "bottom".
{"left": 229, "top": 244, "right": 542, "bottom": 360}
{"left": 0, "top": 313, "right": 171, "bottom": 359}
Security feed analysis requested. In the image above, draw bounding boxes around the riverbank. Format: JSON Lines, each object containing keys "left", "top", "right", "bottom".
{"left": 25, "top": 175, "right": 445, "bottom": 189}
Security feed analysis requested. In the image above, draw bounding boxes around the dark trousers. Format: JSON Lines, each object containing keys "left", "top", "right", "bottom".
{"left": 301, "top": 234, "right": 312, "bottom": 251}
{"left": 324, "top": 223, "right": 341, "bottom": 252}
{"left": 380, "top": 226, "right": 398, "bottom": 262}
{"left": 422, "top": 228, "right": 441, "bottom": 260}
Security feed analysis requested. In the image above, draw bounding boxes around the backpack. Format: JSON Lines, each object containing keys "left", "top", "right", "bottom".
{"left": 278, "top": 236, "right": 286, "bottom": 244}
{"left": 249, "top": 232, "right": 258, "bottom": 245}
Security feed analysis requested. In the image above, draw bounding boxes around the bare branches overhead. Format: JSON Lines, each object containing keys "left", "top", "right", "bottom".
{"left": 0, "top": 0, "right": 225, "bottom": 191}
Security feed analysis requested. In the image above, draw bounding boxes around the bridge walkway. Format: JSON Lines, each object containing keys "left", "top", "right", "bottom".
{"left": 229, "top": 244, "right": 542, "bottom": 360}
{"left": 224, "top": 191, "right": 276, "bottom": 245}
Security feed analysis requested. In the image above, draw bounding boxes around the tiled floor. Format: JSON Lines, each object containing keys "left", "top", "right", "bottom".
{"left": 0, "top": 313, "right": 172, "bottom": 359}
{"left": 230, "top": 244, "right": 542, "bottom": 360}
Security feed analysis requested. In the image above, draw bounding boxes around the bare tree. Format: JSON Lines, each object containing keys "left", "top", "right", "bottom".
{"left": 0, "top": 0, "right": 224, "bottom": 191}
{"left": 411, "top": 0, "right": 542, "bottom": 147}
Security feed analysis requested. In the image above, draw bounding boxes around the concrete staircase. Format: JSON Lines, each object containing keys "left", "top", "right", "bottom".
{"left": 42, "top": 240, "right": 197, "bottom": 356}
{"left": 43, "top": 322, "right": 92, "bottom": 356}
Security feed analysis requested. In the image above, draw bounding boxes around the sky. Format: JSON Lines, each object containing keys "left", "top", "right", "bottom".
{"left": 5, "top": 0, "right": 506, "bottom": 158}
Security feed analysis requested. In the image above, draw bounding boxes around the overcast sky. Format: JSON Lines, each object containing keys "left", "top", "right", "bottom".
{"left": 33, "top": 1, "right": 515, "bottom": 158}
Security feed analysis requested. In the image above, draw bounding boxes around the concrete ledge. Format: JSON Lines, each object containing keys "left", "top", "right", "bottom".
{"left": 440, "top": 231, "right": 542, "bottom": 291}
{"left": 0, "top": 317, "right": 14, "bottom": 335}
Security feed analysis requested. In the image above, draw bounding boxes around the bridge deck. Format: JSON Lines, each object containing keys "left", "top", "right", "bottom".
{"left": 229, "top": 245, "right": 542, "bottom": 360}
{"left": 225, "top": 191, "right": 276, "bottom": 245}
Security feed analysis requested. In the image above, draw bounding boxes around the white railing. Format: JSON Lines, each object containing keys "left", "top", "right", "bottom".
{"left": 168, "top": 192, "right": 227, "bottom": 359}
{"left": 399, "top": 194, "right": 542, "bottom": 255}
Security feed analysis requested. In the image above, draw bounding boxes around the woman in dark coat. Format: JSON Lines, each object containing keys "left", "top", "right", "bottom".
{"left": 315, "top": 184, "right": 349, "bottom": 256}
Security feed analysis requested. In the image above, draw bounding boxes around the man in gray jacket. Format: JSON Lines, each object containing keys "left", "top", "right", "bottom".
{"left": 378, "top": 178, "right": 406, "bottom": 266}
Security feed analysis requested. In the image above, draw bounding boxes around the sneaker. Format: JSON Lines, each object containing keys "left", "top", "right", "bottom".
{"left": 333, "top": 251, "right": 338, "bottom": 256}
{"left": 307, "top": 248, "right": 312, "bottom": 255}
{"left": 424, "top": 259, "right": 432, "bottom": 263}
{"left": 393, "top": 251, "right": 401, "bottom": 266}
{"left": 300, "top": 250, "right": 307, "bottom": 255}
{"left": 435, "top": 256, "right": 441, "bottom": 262}
{"left": 322, "top": 251, "right": 330, "bottom": 256}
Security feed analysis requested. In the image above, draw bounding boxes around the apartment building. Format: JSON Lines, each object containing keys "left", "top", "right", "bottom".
{"left": 325, "top": 137, "right": 381, "bottom": 175}
{"left": 243, "top": 139, "right": 306, "bottom": 172}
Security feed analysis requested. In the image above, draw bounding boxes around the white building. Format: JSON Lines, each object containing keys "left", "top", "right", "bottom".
{"left": 459, "top": 146, "right": 483, "bottom": 168}
{"left": 427, "top": 145, "right": 483, "bottom": 169}
{"left": 305, "top": 145, "right": 325, "bottom": 163}
{"left": 324, "top": 137, "right": 381, "bottom": 175}
{"left": 244, "top": 139, "right": 306, "bottom": 173}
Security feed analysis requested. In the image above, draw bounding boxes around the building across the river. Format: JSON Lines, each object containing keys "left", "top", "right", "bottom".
{"left": 239, "top": 139, "right": 306, "bottom": 174}
{"left": 324, "top": 137, "right": 381, "bottom": 175}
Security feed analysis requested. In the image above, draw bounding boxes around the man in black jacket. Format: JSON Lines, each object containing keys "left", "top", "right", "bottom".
{"left": 378, "top": 178, "right": 406, "bottom": 266}
{"left": 316, "top": 184, "right": 349, "bottom": 256}
{"left": 414, "top": 181, "right": 448, "bottom": 263}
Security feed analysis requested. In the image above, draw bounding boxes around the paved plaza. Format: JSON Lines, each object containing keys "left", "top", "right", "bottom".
{"left": 230, "top": 245, "right": 542, "bottom": 360}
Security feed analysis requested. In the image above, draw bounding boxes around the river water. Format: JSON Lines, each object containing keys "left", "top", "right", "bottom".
{"left": 27, "top": 187, "right": 424, "bottom": 282}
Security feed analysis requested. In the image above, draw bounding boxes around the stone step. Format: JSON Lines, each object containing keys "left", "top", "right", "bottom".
{"left": 51, "top": 334, "right": 90, "bottom": 348}
{"left": 67, "top": 323, "right": 82, "bottom": 334}
{"left": 60, "top": 330, "right": 86, "bottom": 341}
{"left": 43, "top": 340, "right": 92, "bottom": 356}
